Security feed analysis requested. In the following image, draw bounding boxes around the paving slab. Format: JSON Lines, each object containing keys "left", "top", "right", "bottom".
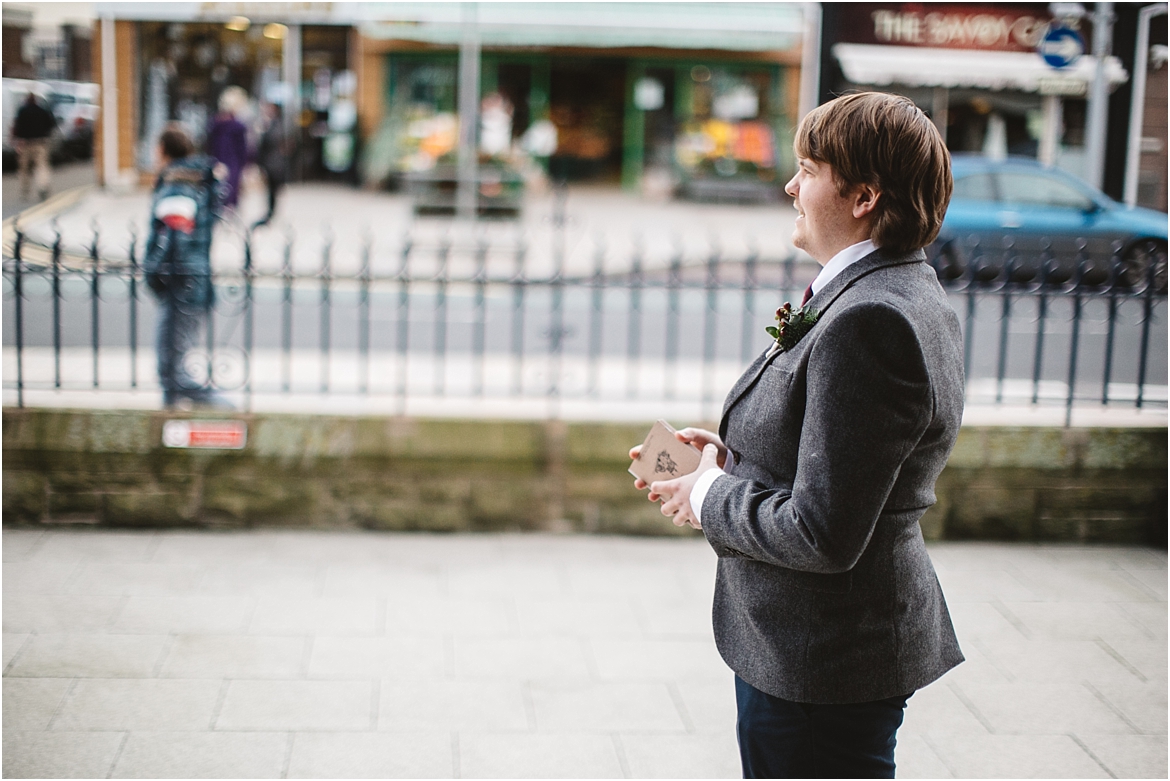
{"left": 110, "top": 731, "right": 289, "bottom": 778}
{"left": 308, "top": 636, "right": 446, "bottom": 679}
{"left": 51, "top": 678, "right": 222, "bottom": 732}
{"left": 921, "top": 733, "right": 1111, "bottom": 778}
{"left": 111, "top": 595, "right": 254, "bottom": 634}
{"left": 3, "top": 678, "right": 73, "bottom": 730}
{"left": 158, "top": 635, "right": 308, "bottom": 680}
{"left": 6, "top": 633, "right": 170, "bottom": 679}
{"left": 249, "top": 596, "right": 381, "bottom": 635}
{"left": 3, "top": 632, "right": 31, "bottom": 670}
{"left": 3, "top": 594, "right": 125, "bottom": 633}
{"left": 216, "top": 680, "right": 375, "bottom": 731}
{"left": 286, "top": 731, "right": 454, "bottom": 779}
{"left": 2, "top": 529, "right": 1166, "bottom": 779}
{"left": 528, "top": 679, "right": 687, "bottom": 733}
{"left": 458, "top": 732, "right": 625, "bottom": 778}
{"left": 1075, "top": 734, "right": 1170, "bottom": 780}
{"left": 2, "top": 730, "right": 126, "bottom": 779}
{"left": 619, "top": 733, "right": 742, "bottom": 779}
{"left": 378, "top": 678, "right": 530, "bottom": 732}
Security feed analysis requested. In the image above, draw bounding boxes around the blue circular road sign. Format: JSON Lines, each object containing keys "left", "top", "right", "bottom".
{"left": 1038, "top": 25, "right": 1085, "bottom": 69}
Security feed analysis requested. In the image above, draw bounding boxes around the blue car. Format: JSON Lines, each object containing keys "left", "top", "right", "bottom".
{"left": 930, "top": 155, "right": 1167, "bottom": 289}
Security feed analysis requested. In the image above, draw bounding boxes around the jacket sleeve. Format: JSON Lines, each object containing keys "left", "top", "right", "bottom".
{"left": 700, "top": 301, "right": 933, "bottom": 574}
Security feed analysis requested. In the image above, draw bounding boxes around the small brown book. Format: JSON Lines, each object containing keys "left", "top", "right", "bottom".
{"left": 629, "top": 420, "right": 702, "bottom": 484}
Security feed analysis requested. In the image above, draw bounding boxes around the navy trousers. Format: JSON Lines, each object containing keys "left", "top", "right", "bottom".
{"left": 735, "top": 675, "right": 911, "bottom": 779}
{"left": 151, "top": 273, "right": 213, "bottom": 406}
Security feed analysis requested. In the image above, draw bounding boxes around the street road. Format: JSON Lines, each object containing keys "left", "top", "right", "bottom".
{"left": 3, "top": 270, "right": 1166, "bottom": 407}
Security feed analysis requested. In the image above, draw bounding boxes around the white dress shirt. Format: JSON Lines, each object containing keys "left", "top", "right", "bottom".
{"left": 688, "top": 239, "right": 877, "bottom": 526}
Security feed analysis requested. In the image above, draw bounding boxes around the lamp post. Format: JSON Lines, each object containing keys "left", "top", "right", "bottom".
{"left": 1083, "top": 1, "right": 1114, "bottom": 190}
{"left": 456, "top": 2, "right": 480, "bottom": 224}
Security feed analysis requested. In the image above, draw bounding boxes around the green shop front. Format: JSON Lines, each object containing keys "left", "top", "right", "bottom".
{"left": 358, "top": 3, "right": 805, "bottom": 203}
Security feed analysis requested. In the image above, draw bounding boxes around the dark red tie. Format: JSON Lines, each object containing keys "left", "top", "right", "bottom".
{"left": 801, "top": 285, "right": 813, "bottom": 306}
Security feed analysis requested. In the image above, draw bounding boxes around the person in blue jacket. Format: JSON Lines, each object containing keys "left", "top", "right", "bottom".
{"left": 144, "top": 125, "right": 231, "bottom": 409}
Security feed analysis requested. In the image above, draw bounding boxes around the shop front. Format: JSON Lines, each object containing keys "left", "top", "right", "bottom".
{"left": 94, "top": 3, "right": 806, "bottom": 201}
{"left": 368, "top": 50, "right": 791, "bottom": 199}
{"left": 357, "top": 3, "right": 805, "bottom": 202}
{"left": 823, "top": 3, "right": 1127, "bottom": 181}
{"left": 95, "top": 2, "right": 364, "bottom": 186}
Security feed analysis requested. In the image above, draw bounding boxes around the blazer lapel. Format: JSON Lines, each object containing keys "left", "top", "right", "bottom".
{"left": 717, "top": 247, "right": 926, "bottom": 441}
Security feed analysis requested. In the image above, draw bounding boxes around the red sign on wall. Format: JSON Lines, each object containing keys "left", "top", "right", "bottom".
{"left": 162, "top": 420, "right": 247, "bottom": 450}
{"left": 836, "top": 3, "right": 1087, "bottom": 53}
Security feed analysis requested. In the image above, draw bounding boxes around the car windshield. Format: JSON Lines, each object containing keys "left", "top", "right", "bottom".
{"left": 998, "top": 172, "right": 1095, "bottom": 211}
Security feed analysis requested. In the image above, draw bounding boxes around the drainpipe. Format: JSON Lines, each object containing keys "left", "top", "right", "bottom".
{"left": 1124, "top": 3, "right": 1167, "bottom": 206}
{"left": 798, "top": 2, "right": 822, "bottom": 121}
{"left": 100, "top": 15, "right": 117, "bottom": 188}
{"left": 283, "top": 24, "right": 302, "bottom": 180}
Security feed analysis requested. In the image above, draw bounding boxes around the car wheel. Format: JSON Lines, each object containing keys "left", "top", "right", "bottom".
{"left": 1118, "top": 239, "right": 1168, "bottom": 291}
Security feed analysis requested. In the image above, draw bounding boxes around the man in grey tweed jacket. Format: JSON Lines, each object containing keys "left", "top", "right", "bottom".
{"left": 635, "top": 92, "right": 964, "bottom": 778}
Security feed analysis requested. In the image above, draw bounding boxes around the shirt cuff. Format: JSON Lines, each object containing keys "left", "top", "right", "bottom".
{"left": 690, "top": 467, "right": 725, "bottom": 527}
{"left": 724, "top": 449, "right": 736, "bottom": 474}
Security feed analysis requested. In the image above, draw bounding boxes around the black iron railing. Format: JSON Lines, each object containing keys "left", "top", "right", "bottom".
{"left": 3, "top": 224, "right": 1166, "bottom": 424}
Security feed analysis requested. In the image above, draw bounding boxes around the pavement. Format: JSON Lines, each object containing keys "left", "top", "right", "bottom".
{"left": 1, "top": 161, "right": 97, "bottom": 221}
{"left": 4, "top": 167, "right": 800, "bottom": 278}
{"left": 3, "top": 529, "right": 1166, "bottom": 779}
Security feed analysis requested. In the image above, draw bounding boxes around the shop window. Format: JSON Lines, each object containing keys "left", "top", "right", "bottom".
{"left": 300, "top": 25, "right": 353, "bottom": 180}
{"left": 548, "top": 59, "right": 626, "bottom": 182}
{"left": 674, "top": 64, "right": 781, "bottom": 199}
{"left": 945, "top": 92, "right": 1043, "bottom": 159}
{"left": 380, "top": 57, "right": 458, "bottom": 177}
{"left": 136, "top": 21, "right": 282, "bottom": 169}
{"left": 495, "top": 62, "right": 532, "bottom": 143}
{"left": 1060, "top": 99, "right": 1087, "bottom": 148}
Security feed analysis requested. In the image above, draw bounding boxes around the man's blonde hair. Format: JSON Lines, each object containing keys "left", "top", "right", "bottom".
{"left": 795, "top": 92, "right": 952, "bottom": 254}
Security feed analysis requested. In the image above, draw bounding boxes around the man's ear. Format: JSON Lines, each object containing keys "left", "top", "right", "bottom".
{"left": 852, "top": 184, "right": 881, "bottom": 219}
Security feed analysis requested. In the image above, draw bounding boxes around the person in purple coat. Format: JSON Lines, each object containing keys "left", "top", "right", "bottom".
{"left": 205, "top": 86, "right": 249, "bottom": 208}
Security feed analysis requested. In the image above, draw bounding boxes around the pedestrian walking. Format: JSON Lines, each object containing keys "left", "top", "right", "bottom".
{"left": 13, "top": 92, "right": 57, "bottom": 201}
{"left": 144, "top": 125, "right": 231, "bottom": 409}
{"left": 205, "top": 86, "right": 249, "bottom": 209}
{"left": 633, "top": 92, "right": 963, "bottom": 778}
{"left": 252, "top": 102, "right": 290, "bottom": 229}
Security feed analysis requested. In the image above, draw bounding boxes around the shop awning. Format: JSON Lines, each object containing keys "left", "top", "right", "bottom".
{"left": 832, "top": 43, "right": 1128, "bottom": 93}
{"left": 94, "top": 2, "right": 804, "bottom": 53}
{"left": 356, "top": 3, "right": 804, "bottom": 52}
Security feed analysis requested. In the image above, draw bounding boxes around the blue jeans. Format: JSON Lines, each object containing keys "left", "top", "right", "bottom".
{"left": 735, "top": 675, "right": 911, "bottom": 779}
{"left": 152, "top": 273, "right": 213, "bottom": 406}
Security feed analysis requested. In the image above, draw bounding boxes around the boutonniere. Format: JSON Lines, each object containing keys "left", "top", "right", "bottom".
{"left": 766, "top": 302, "right": 820, "bottom": 353}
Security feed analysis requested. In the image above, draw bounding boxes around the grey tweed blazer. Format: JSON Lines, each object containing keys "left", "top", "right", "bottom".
{"left": 701, "top": 247, "right": 965, "bottom": 705}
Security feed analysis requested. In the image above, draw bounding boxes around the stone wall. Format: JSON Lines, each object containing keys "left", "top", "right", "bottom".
{"left": 2, "top": 408, "right": 1166, "bottom": 544}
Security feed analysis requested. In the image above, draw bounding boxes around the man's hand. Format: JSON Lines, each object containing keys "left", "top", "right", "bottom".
{"left": 674, "top": 427, "right": 728, "bottom": 469}
{"left": 643, "top": 443, "right": 720, "bottom": 530}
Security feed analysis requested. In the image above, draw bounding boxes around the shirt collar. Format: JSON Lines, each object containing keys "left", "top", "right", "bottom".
{"left": 810, "top": 239, "right": 877, "bottom": 296}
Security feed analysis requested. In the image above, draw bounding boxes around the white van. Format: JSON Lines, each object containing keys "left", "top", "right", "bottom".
{"left": 3, "top": 77, "right": 98, "bottom": 167}
{"left": 45, "top": 80, "right": 99, "bottom": 159}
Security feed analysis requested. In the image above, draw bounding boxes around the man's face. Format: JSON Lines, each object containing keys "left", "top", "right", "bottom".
{"left": 784, "top": 157, "right": 860, "bottom": 266}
